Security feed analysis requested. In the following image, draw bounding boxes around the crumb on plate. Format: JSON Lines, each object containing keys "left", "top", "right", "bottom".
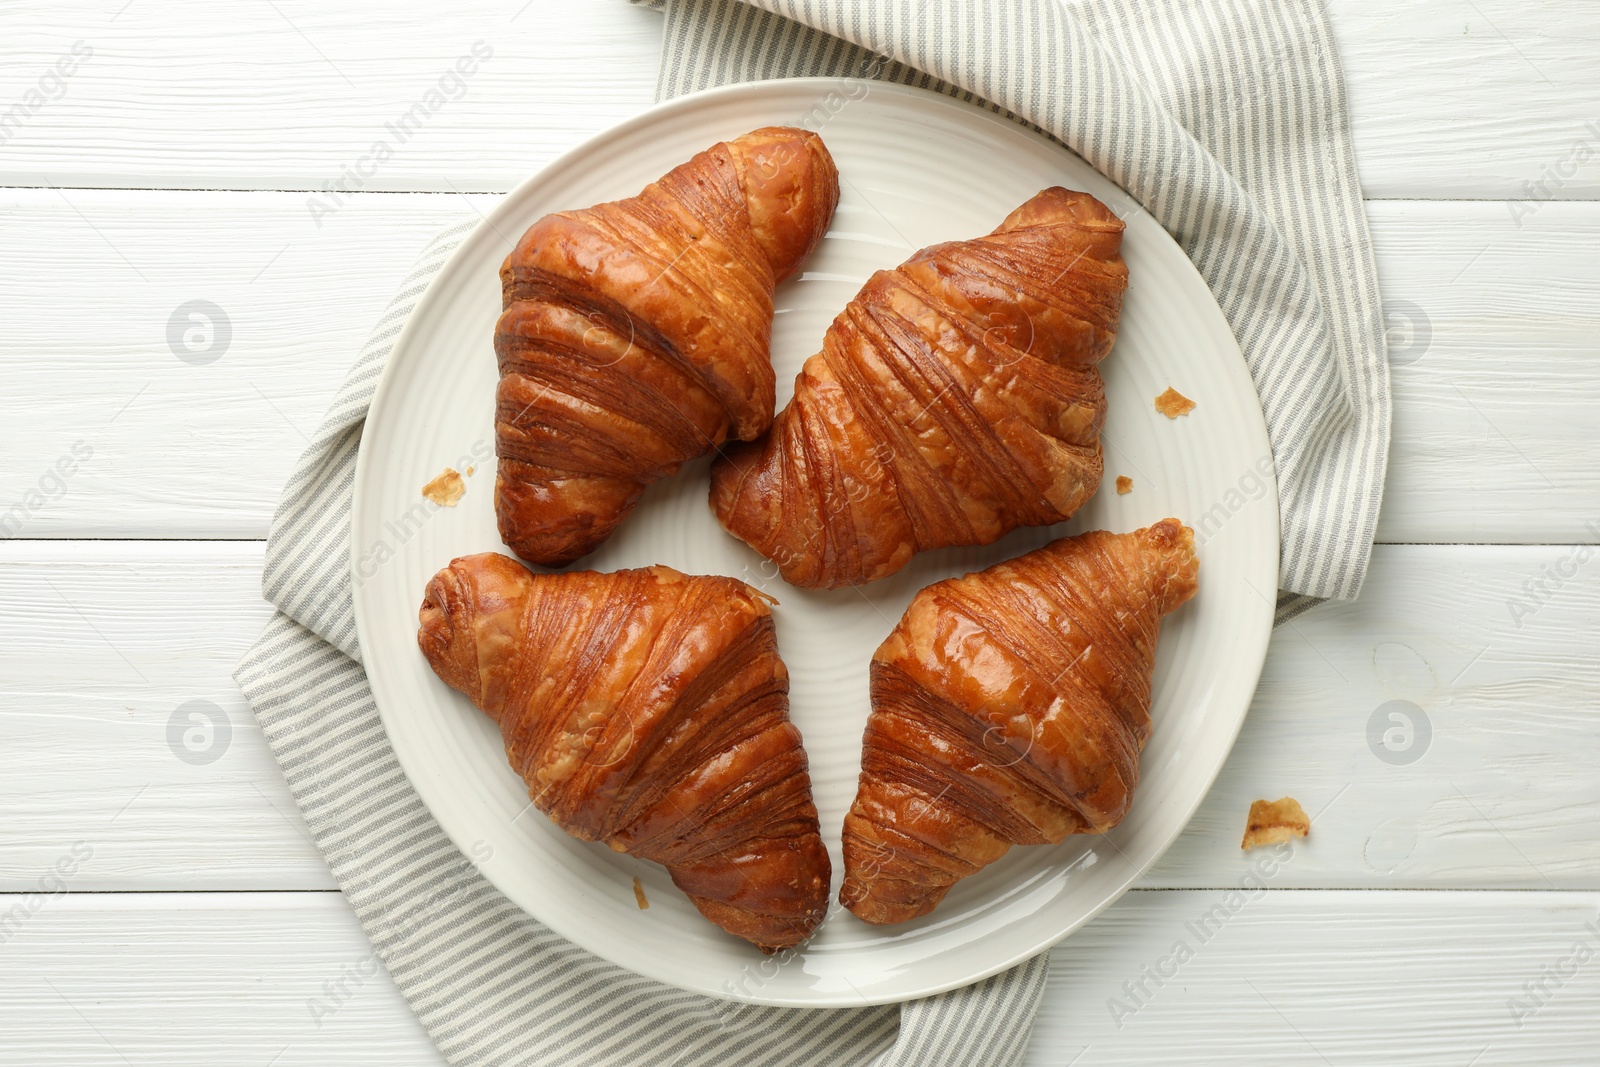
{"left": 632, "top": 876, "right": 649, "bottom": 910}
{"left": 1155, "top": 387, "right": 1196, "bottom": 418}
{"left": 422, "top": 468, "right": 466, "bottom": 506}
{"left": 1242, "top": 796, "right": 1310, "bottom": 850}
{"left": 465, "top": 465, "right": 476, "bottom": 477}
{"left": 1115, "top": 475, "right": 1133, "bottom": 495}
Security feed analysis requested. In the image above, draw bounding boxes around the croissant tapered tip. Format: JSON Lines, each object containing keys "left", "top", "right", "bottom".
{"left": 997, "top": 186, "right": 1126, "bottom": 234}
{"left": 725, "top": 126, "right": 841, "bottom": 282}
{"left": 494, "top": 466, "right": 646, "bottom": 568}
{"left": 839, "top": 865, "right": 947, "bottom": 926}
{"left": 1143, "top": 516, "right": 1193, "bottom": 551}
{"left": 417, "top": 553, "right": 538, "bottom": 715}
{"left": 1136, "top": 518, "right": 1200, "bottom": 615}
{"left": 417, "top": 563, "right": 474, "bottom": 700}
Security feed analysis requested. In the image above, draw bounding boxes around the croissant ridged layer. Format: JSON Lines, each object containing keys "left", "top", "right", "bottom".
{"left": 711, "top": 187, "right": 1127, "bottom": 589}
{"left": 496, "top": 127, "right": 839, "bottom": 566}
{"left": 840, "top": 520, "right": 1199, "bottom": 925}
{"left": 417, "top": 552, "right": 830, "bottom": 951}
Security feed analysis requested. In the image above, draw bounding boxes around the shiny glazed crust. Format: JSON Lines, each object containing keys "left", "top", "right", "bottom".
{"left": 495, "top": 126, "right": 839, "bottom": 566}
{"left": 839, "top": 520, "right": 1198, "bottom": 925}
{"left": 711, "top": 187, "right": 1127, "bottom": 589}
{"left": 418, "top": 552, "right": 831, "bottom": 952}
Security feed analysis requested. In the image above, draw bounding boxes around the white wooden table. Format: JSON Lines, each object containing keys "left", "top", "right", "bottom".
{"left": 2, "top": 2, "right": 1597, "bottom": 1062}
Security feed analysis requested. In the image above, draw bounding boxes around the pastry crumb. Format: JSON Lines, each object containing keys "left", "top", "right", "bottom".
{"left": 1115, "top": 475, "right": 1133, "bottom": 495}
{"left": 422, "top": 468, "right": 466, "bottom": 506}
{"left": 632, "top": 877, "right": 650, "bottom": 910}
{"left": 1242, "top": 796, "right": 1310, "bottom": 850}
{"left": 465, "top": 465, "right": 476, "bottom": 477}
{"left": 1155, "top": 387, "right": 1196, "bottom": 418}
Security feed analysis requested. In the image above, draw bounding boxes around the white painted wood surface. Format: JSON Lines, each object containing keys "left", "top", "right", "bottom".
{"left": 0, "top": 893, "right": 444, "bottom": 1066}
{"left": 2, "top": 0, "right": 1598, "bottom": 199}
{"left": 2, "top": 891, "right": 1595, "bottom": 1065}
{"left": 3, "top": 541, "right": 1595, "bottom": 893}
{"left": 2, "top": 0, "right": 1598, "bottom": 1062}
{"left": 1033, "top": 891, "right": 1600, "bottom": 1065}
{"left": 2, "top": 193, "right": 1597, "bottom": 543}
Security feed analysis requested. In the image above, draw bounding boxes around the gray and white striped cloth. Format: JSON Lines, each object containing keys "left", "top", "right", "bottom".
{"left": 236, "top": 2, "right": 1387, "bottom": 1063}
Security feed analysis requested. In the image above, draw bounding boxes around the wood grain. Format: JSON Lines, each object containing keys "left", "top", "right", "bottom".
{"left": 1334, "top": 0, "right": 1600, "bottom": 199}
{"left": 1032, "top": 890, "right": 1600, "bottom": 1065}
{"left": 1, "top": 889, "right": 1594, "bottom": 1065}
{"left": 1372, "top": 200, "right": 1600, "bottom": 544}
{"left": 0, "top": 892, "right": 442, "bottom": 1066}
{"left": 0, "top": 0, "right": 663, "bottom": 193}
{"left": 1147, "top": 543, "right": 1600, "bottom": 889}
{"left": 3, "top": 541, "right": 1594, "bottom": 893}
{"left": 0, "top": 1, "right": 1596, "bottom": 199}
{"left": 0, "top": 188, "right": 476, "bottom": 540}
{"left": 0, "top": 192, "right": 1596, "bottom": 543}
{"left": 0, "top": 541, "right": 330, "bottom": 890}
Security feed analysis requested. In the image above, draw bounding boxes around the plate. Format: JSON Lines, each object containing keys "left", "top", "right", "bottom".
{"left": 351, "top": 78, "right": 1278, "bottom": 1007}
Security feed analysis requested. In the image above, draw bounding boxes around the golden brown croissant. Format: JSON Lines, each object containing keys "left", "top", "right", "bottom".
{"left": 496, "top": 127, "right": 839, "bottom": 566}
{"left": 417, "top": 552, "right": 830, "bottom": 951}
{"left": 840, "top": 520, "right": 1198, "bottom": 925}
{"left": 711, "top": 187, "right": 1127, "bottom": 588}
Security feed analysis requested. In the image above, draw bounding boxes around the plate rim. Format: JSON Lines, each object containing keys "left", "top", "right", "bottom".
{"left": 352, "top": 75, "right": 1280, "bottom": 1006}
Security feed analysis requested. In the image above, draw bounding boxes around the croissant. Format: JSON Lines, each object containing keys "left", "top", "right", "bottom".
{"left": 711, "top": 186, "right": 1127, "bottom": 589}
{"left": 840, "top": 520, "right": 1198, "bottom": 925}
{"left": 494, "top": 127, "right": 839, "bottom": 567}
{"left": 417, "top": 552, "right": 831, "bottom": 951}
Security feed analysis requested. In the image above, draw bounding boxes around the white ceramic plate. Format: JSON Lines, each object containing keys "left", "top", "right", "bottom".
{"left": 352, "top": 79, "right": 1278, "bottom": 1008}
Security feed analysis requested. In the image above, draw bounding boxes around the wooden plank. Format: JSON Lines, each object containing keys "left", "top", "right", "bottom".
{"left": 0, "top": 188, "right": 483, "bottom": 540}
{"left": 0, "top": 1, "right": 1595, "bottom": 199}
{"left": 0, "top": 541, "right": 332, "bottom": 890}
{"left": 1, "top": 191, "right": 1596, "bottom": 542}
{"left": 1, "top": 888, "right": 1594, "bottom": 1064}
{"left": 1146, "top": 543, "right": 1600, "bottom": 889}
{"left": 0, "top": 892, "right": 443, "bottom": 1066}
{"left": 1334, "top": 0, "right": 1600, "bottom": 200}
{"left": 0, "top": 0, "right": 662, "bottom": 193}
{"left": 1031, "top": 890, "right": 1600, "bottom": 1065}
{"left": 1371, "top": 199, "right": 1600, "bottom": 544}
{"left": 2, "top": 541, "right": 1596, "bottom": 892}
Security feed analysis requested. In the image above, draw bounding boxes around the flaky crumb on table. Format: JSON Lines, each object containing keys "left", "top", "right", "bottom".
{"left": 632, "top": 877, "right": 650, "bottom": 910}
{"left": 1242, "top": 796, "right": 1310, "bottom": 849}
{"left": 1155, "top": 387, "right": 1196, "bottom": 418}
{"left": 1115, "top": 475, "right": 1133, "bottom": 494}
{"left": 422, "top": 468, "right": 467, "bottom": 506}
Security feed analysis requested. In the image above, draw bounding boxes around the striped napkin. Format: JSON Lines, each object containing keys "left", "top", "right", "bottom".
{"left": 236, "top": 2, "right": 1387, "bottom": 1064}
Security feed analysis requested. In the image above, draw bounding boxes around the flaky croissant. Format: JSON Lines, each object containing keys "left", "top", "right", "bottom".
{"left": 840, "top": 520, "right": 1198, "bottom": 925}
{"left": 711, "top": 187, "right": 1127, "bottom": 589}
{"left": 418, "top": 552, "right": 830, "bottom": 951}
{"left": 496, "top": 126, "right": 839, "bottom": 566}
